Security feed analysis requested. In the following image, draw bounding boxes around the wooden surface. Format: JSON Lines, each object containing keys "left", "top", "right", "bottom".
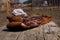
{"left": 0, "top": 25, "right": 60, "bottom": 40}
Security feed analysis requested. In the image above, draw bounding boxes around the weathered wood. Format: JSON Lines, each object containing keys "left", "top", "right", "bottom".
{"left": 17, "top": 27, "right": 44, "bottom": 40}
{"left": 43, "top": 26, "right": 59, "bottom": 40}
{"left": 0, "top": 32, "right": 8, "bottom": 40}
{"left": 0, "top": 26, "right": 9, "bottom": 40}
{"left": 45, "top": 34, "right": 58, "bottom": 40}
{"left": 0, "top": 21, "right": 60, "bottom": 40}
{"left": 0, "top": 26, "right": 6, "bottom": 32}
{"left": 0, "top": 26, "right": 20, "bottom": 40}
{"left": 4, "top": 32, "right": 20, "bottom": 40}
{"left": 56, "top": 29, "right": 60, "bottom": 40}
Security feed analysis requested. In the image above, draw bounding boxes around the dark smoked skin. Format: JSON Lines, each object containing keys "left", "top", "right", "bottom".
{"left": 7, "top": 14, "right": 52, "bottom": 29}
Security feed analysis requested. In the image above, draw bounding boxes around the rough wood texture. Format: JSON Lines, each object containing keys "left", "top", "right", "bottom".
{"left": 0, "top": 21, "right": 60, "bottom": 40}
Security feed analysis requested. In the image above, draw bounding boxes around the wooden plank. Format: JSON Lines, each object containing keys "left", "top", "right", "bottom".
{"left": 44, "top": 27, "right": 59, "bottom": 40}
{"left": 0, "top": 26, "right": 20, "bottom": 40}
{"left": 56, "top": 27, "right": 60, "bottom": 40}
{"left": 45, "top": 34, "right": 58, "bottom": 40}
{"left": 3, "top": 32, "right": 20, "bottom": 40}
{"left": 17, "top": 26, "right": 44, "bottom": 40}
{"left": 0, "top": 24, "right": 59, "bottom": 40}
{"left": 0, "top": 26, "right": 6, "bottom": 32}
{"left": 1, "top": 26, "right": 44, "bottom": 40}
{"left": 0, "top": 26, "right": 9, "bottom": 40}
{"left": 0, "top": 31, "right": 9, "bottom": 40}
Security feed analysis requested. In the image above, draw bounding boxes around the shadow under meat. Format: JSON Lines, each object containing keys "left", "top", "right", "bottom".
{"left": 3, "top": 26, "right": 36, "bottom": 32}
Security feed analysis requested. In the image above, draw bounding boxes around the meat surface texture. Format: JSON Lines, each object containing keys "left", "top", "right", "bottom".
{"left": 7, "top": 14, "right": 52, "bottom": 29}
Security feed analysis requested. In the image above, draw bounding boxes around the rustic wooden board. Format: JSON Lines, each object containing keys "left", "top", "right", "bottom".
{"left": 0, "top": 26, "right": 20, "bottom": 40}
{"left": 0, "top": 26, "right": 9, "bottom": 40}
{"left": 0, "top": 25, "right": 60, "bottom": 40}
{"left": 4, "top": 32, "right": 20, "bottom": 40}
{"left": 17, "top": 27, "right": 44, "bottom": 40}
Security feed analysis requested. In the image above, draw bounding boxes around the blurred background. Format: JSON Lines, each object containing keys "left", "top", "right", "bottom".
{"left": 0, "top": 0, "right": 60, "bottom": 27}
